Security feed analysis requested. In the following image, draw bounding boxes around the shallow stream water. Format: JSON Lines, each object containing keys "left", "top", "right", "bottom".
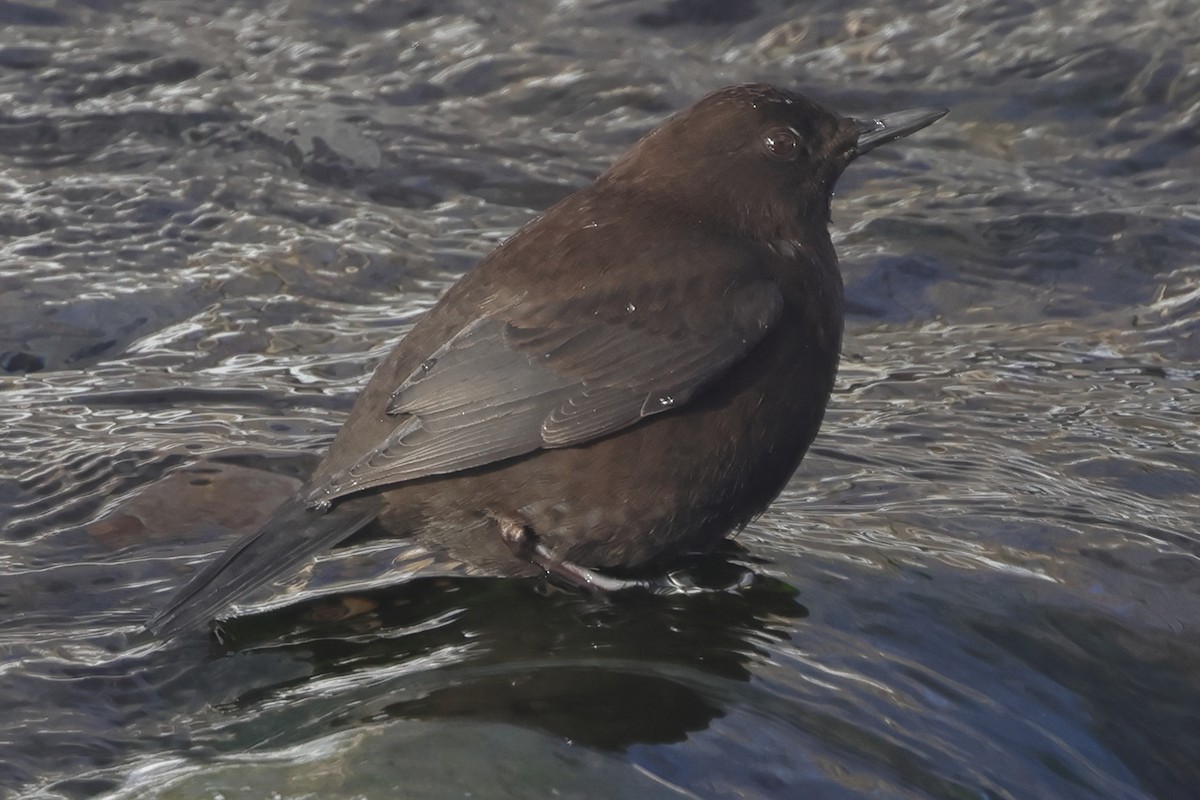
{"left": 2, "top": 1, "right": 1198, "bottom": 798}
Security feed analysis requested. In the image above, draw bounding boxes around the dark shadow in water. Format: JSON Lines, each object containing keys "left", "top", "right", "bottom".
{"left": 208, "top": 551, "right": 807, "bottom": 753}
{"left": 27, "top": 553, "right": 805, "bottom": 799}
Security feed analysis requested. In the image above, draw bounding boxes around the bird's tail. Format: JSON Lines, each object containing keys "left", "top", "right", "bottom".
{"left": 146, "top": 494, "right": 379, "bottom": 639}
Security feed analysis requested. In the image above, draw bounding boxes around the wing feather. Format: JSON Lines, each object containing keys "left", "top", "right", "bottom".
{"left": 305, "top": 279, "right": 783, "bottom": 507}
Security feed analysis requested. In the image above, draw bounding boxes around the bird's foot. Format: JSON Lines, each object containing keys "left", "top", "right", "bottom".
{"left": 643, "top": 564, "right": 757, "bottom": 595}
{"left": 494, "top": 516, "right": 651, "bottom": 594}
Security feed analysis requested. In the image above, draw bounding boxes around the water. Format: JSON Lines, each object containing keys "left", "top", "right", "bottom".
{"left": 2, "top": 0, "right": 1198, "bottom": 797}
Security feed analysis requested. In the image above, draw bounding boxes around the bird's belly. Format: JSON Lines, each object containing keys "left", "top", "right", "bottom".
{"left": 377, "top": 304, "right": 841, "bottom": 574}
{"left": 393, "top": 347, "right": 834, "bottom": 571}
{"left": 530, "top": 368, "right": 831, "bottom": 566}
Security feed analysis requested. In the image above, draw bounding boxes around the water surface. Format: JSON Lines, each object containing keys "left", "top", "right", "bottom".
{"left": 2, "top": 1, "right": 1198, "bottom": 798}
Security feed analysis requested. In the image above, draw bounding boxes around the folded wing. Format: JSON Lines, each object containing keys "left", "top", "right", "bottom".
{"left": 305, "top": 279, "right": 783, "bottom": 506}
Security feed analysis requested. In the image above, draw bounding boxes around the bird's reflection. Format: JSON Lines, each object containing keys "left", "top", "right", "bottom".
{"left": 212, "top": 548, "right": 807, "bottom": 752}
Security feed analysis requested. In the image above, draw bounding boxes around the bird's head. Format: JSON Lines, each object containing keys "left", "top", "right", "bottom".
{"left": 606, "top": 84, "right": 946, "bottom": 240}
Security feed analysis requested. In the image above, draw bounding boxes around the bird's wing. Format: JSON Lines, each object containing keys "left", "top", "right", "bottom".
{"left": 305, "top": 278, "right": 783, "bottom": 506}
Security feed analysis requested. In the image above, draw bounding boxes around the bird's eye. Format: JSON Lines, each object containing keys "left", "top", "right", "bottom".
{"left": 762, "top": 128, "right": 799, "bottom": 160}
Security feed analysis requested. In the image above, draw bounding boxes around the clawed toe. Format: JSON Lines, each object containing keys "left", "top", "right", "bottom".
{"left": 494, "top": 514, "right": 650, "bottom": 594}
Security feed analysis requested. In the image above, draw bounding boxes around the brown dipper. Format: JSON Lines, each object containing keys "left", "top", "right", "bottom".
{"left": 148, "top": 84, "right": 946, "bottom": 637}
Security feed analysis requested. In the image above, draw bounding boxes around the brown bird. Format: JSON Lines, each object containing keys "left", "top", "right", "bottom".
{"left": 148, "top": 84, "right": 946, "bottom": 637}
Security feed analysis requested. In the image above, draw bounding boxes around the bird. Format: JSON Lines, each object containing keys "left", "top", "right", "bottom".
{"left": 148, "top": 83, "right": 946, "bottom": 637}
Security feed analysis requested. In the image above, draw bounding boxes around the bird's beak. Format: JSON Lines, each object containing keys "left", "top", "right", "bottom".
{"left": 853, "top": 107, "right": 948, "bottom": 156}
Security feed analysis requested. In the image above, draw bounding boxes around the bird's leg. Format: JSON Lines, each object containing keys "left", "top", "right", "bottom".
{"left": 493, "top": 515, "right": 651, "bottom": 594}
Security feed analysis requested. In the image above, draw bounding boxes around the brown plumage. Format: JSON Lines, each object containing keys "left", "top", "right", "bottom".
{"left": 148, "top": 84, "right": 946, "bottom": 637}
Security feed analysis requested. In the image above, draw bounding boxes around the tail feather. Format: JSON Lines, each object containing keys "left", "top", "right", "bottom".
{"left": 147, "top": 494, "right": 378, "bottom": 638}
